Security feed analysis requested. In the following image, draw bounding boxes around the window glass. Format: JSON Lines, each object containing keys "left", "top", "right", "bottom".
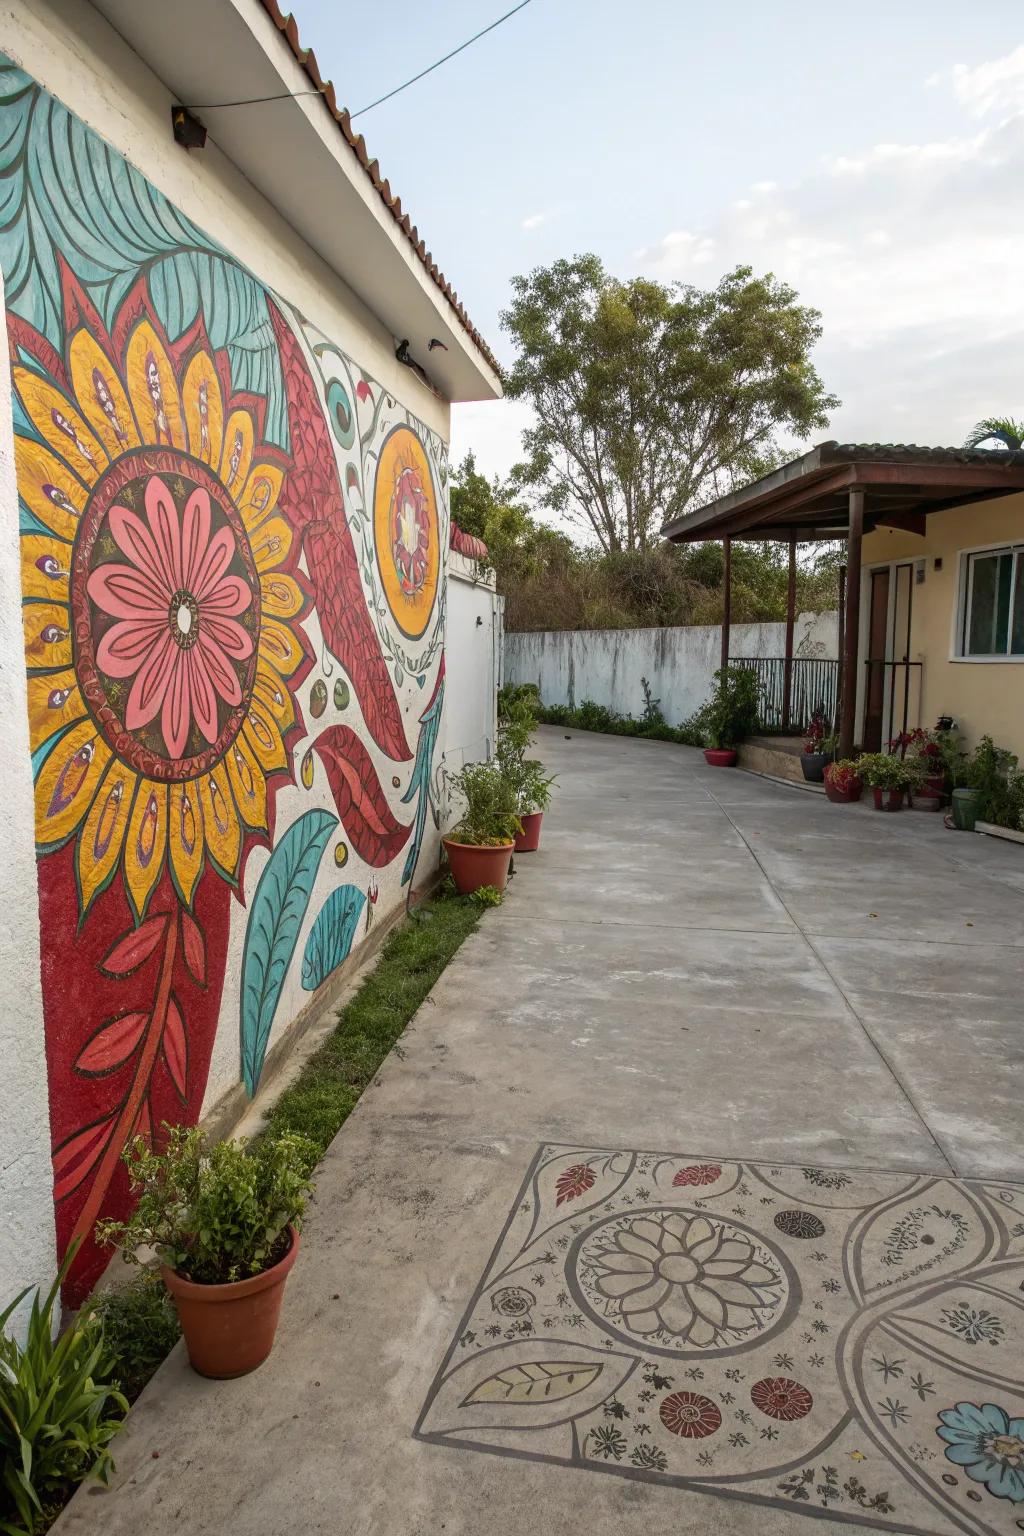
{"left": 1013, "top": 551, "right": 1024, "bottom": 655}
{"left": 966, "top": 551, "right": 1012, "bottom": 654}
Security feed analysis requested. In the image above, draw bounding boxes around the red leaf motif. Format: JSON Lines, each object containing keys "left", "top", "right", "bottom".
{"left": 267, "top": 300, "right": 411, "bottom": 762}
{"left": 180, "top": 909, "right": 206, "bottom": 986}
{"left": 673, "top": 1163, "right": 722, "bottom": 1187}
{"left": 312, "top": 725, "right": 413, "bottom": 868}
{"left": 555, "top": 1163, "right": 596, "bottom": 1206}
{"left": 52, "top": 1113, "right": 118, "bottom": 1202}
{"left": 133, "top": 1096, "right": 154, "bottom": 1150}
{"left": 100, "top": 914, "right": 168, "bottom": 977}
{"left": 74, "top": 1012, "right": 147, "bottom": 1077}
{"left": 162, "top": 995, "right": 188, "bottom": 1101}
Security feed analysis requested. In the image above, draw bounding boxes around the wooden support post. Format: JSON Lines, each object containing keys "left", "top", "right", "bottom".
{"left": 721, "top": 536, "right": 732, "bottom": 672}
{"left": 782, "top": 533, "right": 797, "bottom": 732}
{"left": 836, "top": 562, "right": 847, "bottom": 731}
{"left": 838, "top": 491, "right": 864, "bottom": 759}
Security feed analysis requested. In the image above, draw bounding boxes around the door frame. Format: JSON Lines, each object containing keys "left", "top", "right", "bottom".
{"left": 859, "top": 558, "right": 916, "bottom": 748}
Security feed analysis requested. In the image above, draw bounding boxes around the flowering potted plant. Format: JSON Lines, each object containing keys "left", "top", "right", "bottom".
{"left": 856, "top": 752, "right": 917, "bottom": 811}
{"left": 497, "top": 686, "right": 556, "bottom": 851}
{"left": 699, "top": 666, "right": 761, "bottom": 767}
{"left": 889, "top": 727, "right": 947, "bottom": 799}
{"left": 97, "top": 1127, "right": 314, "bottom": 1380}
{"left": 442, "top": 761, "right": 522, "bottom": 893}
{"left": 823, "top": 758, "right": 863, "bottom": 804}
{"left": 800, "top": 710, "right": 837, "bottom": 782}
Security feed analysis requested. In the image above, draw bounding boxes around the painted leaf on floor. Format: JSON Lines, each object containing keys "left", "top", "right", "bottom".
{"left": 312, "top": 725, "right": 413, "bottom": 869}
{"left": 239, "top": 808, "right": 338, "bottom": 1096}
{"left": 461, "top": 1362, "right": 603, "bottom": 1407}
{"left": 302, "top": 884, "right": 367, "bottom": 991}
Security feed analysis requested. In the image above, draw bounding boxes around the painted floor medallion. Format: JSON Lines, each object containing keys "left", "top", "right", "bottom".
{"left": 415, "top": 1145, "right": 1024, "bottom": 1535}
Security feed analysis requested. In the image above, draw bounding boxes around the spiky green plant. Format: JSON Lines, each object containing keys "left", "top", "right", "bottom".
{"left": 963, "top": 416, "right": 1024, "bottom": 450}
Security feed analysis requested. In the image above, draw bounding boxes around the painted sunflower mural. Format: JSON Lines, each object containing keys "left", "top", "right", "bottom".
{"left": 1, "top": 60, "right": 448, "bottom": 1300}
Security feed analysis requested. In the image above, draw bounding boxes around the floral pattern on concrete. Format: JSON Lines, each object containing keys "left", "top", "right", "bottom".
{"left": 416, "top": 1146, "right": 1024, "bottom": 1536}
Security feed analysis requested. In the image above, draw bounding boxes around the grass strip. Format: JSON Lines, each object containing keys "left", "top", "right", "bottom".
{"left": 262, "top": 890, "right": 482, "bottom": 1163}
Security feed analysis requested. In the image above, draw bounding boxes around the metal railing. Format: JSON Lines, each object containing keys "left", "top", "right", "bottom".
{"left": 862, "top": 658, "right": 923, "bottom": 750}
{"left": 729, "top": 656, "right": 840, "bottom": 734}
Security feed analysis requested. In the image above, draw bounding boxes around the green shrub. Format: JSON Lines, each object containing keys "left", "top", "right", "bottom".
{"left": 96, "top": 1127, "right": 315, "bottom": 1286}
{"left": 695, "top": 666, "right": 761, "bottom": 749}
{"left": 1, "top": 1259, "right": 127, "bottom": 1534}
{"left": 85, "top": 1274, "right": 180, "bottom": 1404}
{"left": 445, "top": 760, "right": 522, "bottom": 846}
{"left": 966, "top": 735, "right": 1024, "bottom": 828}
{"left": 856, "top": 752, "right": 922, "bottom": 791}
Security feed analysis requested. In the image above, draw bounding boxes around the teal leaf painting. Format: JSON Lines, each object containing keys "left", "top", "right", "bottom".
{"left": 239, "top": 809, "right": 337, "bottom": 1096}
{"left": 0, "top": 59, "right": 287, "bottom": 445}
{"left": 301, "top": 884, "right": 367, "bottom": 991}
{"left": 401, "top": 659, "right": 445, "bottom": 890}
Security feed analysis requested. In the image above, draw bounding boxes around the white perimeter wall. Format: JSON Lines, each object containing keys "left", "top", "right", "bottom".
{"left": 445, "top": 555, "right": 500, "bottom": 770}
{"left": 505, "top": 612, "right": 839, "bottom": 725}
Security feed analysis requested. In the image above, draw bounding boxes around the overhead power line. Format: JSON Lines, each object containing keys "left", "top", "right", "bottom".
{"left": 177, "top": 1, "right": 534, "bottom": 122}
{"left": 349, "top": 1, "right": 534, "bottom": 119}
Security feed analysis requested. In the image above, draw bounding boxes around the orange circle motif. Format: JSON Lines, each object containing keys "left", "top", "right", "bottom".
{"left": 372, "top": 425, "right": 440, "bottom": 640}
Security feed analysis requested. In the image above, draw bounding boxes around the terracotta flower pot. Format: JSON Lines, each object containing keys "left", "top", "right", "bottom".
{"left": 923, "top": 771, "right": 946, "bottom": 797}
{"left": 703, "top": 748, "right": 737, "bottom": 767}
{"left": 514, "top": 812, "right": 543, "bottom": 852}
{"left": 442, "top": 837, "right": 514, "bottom": 894}
{"left": 871, "top": 787, "right": 904, "bottom": 812}
{"left": 824, "top": 775, "right": 862, "bottom": 804}
{"left": 162, "top": 1225, "right": 299, "bottom": 1379}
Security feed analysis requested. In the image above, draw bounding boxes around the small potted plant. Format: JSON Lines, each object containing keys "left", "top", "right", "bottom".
{"left": 823, "top": 758, "right": 863, "bottom": 804}
{"left": 857, "top": 752, "right": 914, "bottom": 811}
{"left": 700, "top": 665, "right": 760, "bottom": 767}
{"left": 442, "top": 760, "right": 521, "bottom": 893}
{"left": 889, "top": 727, "right": 947, "bottom": 799}
{"left": 513, "top": 758, "right": 556, "bottom": 851}
{"left": 97, "top": 1126, "right": 314, "bottom": 1380}
{"left": 801, "top": 711, "right": 837, "bottom": 782}
{"left": 496, "top": 686, "right": 556, "bottom": 852}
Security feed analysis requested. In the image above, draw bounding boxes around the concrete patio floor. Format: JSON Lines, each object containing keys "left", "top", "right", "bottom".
{"left": 57, "top": 730, "right": 1024, "bottom": 1536}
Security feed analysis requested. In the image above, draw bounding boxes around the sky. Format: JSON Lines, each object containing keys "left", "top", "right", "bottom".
{"left": 297, "top": 1, "right": 1024, "bottom": 493}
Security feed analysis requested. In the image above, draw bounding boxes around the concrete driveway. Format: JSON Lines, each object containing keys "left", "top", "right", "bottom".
{"left": 58, "top": 730, "right": 1024, "bottom": 1536}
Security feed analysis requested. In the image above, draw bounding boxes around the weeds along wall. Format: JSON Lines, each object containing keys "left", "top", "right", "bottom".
{"left": 505, "top": 613, "right": 839, "bottom": 725}
{"left": 0, "top": 2, "right": 458, "bottom": 1311}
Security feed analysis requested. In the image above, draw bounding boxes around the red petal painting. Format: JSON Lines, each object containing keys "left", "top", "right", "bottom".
{"left": 268, "top": 299, "right": 411, "bottom": 762}
{"left": 312, "top": 725, "right": 413, "bottom": 868}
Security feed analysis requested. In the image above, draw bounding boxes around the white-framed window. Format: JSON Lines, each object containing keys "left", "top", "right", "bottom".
{"left": 956, "top": 543, "right": 1024, "bottom": 658}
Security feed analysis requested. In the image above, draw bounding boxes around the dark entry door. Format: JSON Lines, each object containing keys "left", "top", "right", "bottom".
{"left": 863, "top": 568, "right": 890, "bottom": 751}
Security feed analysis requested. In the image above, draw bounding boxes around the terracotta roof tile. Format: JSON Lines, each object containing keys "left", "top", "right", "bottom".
{"left": 258, "top": 0, "right": 500, "bottom": 379}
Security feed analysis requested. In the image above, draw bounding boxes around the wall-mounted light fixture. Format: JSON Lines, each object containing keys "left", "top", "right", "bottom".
{"left": 171, "top": 105, "right": 207, "bottom": 150}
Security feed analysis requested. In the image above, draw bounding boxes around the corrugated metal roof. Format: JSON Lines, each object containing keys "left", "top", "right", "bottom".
{"left": 259, "top": 0, "right": 500, "bottom": 379}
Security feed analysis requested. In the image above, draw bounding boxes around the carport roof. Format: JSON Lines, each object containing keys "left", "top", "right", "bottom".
{"left": 661, "top": 440, "right": 1024, "bottom": 543}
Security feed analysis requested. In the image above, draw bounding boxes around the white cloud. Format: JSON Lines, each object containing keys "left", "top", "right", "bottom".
{"left": 633, "top": 48, "right": 1024, "bottom": 447}
{"left": 935, "top": 43, "right": 1024, "bottom": 119}
{"left": 521, "top": 212, "right": 546, "bottom": 231}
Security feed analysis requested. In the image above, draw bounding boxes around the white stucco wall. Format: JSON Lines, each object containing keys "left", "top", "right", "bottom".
{"left": 0, "top": 0, "right": 499, "bottom": 1315}
{"left": 445, "top": 557, "right": 500, "bottom": 770}
{"left": 0, "top": 267, "right": 58, "bottom": 1326}
{"left": 505, "top": 613, "right": 839, "bottom": 725}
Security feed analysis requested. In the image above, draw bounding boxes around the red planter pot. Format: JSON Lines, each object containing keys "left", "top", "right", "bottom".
{"left": 871, "top": 787, "right": 905, "bottom": 812}
{"left": 923, "top": 772, "right": 946, "bottom": 797}
{"left": 704, "top": 748, "right": 737, "bottom": 767}
{"left": 162, "top": 1225, "right": 299, "bottom": 1379}
{"left": 824, "top": 776, "right": 863, "bottom": 804}
{"left": 910, "top": 793, "right": 942, "bottom": 812}
{"left": 514, "top": 812, "right": 543, "bottom": 852}
{"left": 442, "top": 837, "right": 514, "bottom": 894}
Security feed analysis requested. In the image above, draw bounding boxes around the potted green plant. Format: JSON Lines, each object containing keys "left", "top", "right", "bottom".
{"left": 857, "top": 752, "right": 915, "bottom": 811}
{"left": 496, "top": 686, "right": 556, "bottom": 851}
{"left": 442, "top": 760, "right": 522, "bottom": 893}
{"left": 800, "top": 711, "right": 836, "bottom": 782}
{"left": 823, "top": 758, "right": 863, "bottom": 804}
{"left": 889, "top": 727, "right": 948, "bottom": 799}
{"left": 97, "top": 1126, "right": 314, "bottom": 1380}
{"left": 700, "top": 665, "right": 761, "bottom": 767}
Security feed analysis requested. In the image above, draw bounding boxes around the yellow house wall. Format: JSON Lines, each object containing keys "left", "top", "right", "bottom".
{"left": 861, "top": 492, "right": 1024, "bottom": 756}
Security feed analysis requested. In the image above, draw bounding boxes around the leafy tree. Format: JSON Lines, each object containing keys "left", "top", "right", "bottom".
{"left": 963, "top": 416, "right": 1024, "bottom": 450}
{"left": 500, "top": 255, "right": 837, "bottom": 553}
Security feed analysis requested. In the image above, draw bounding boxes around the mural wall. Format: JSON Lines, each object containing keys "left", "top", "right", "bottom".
{"left": 0, "top": 60, "right": 448, "bottom": 1301}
